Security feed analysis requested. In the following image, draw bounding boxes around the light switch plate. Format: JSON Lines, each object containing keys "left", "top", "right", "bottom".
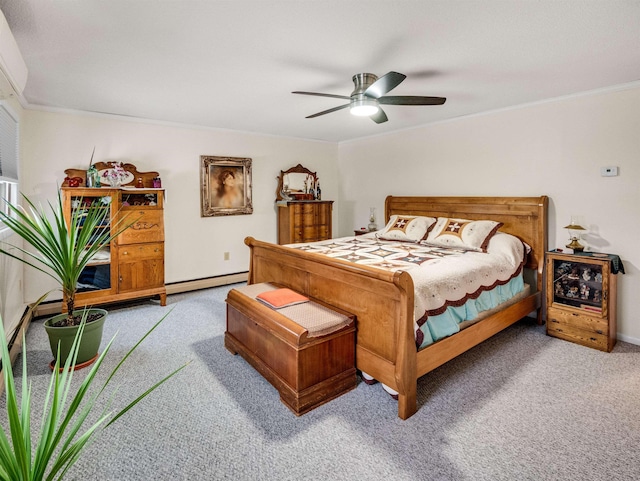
{"left": 600, "top": 166, "right": 618, "bottom": 177}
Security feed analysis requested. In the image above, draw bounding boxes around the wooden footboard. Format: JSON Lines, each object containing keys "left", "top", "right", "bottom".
{"left": 247, "top": 195, "right": 548, "bottom": 419}
{"left": 245, "top": 236, "right": 419, "bottom": 418}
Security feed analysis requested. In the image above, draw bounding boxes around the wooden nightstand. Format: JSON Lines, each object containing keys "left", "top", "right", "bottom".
{"left": 545, "top": 251, "right": 623, "bottom": 352}
{"left": 354, "top": 228, "right": 368, "bottom": 236}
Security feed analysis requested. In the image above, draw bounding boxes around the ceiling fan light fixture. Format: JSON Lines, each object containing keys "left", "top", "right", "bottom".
{"left": 350, "top": 99, "right": 379, "bottom": 117}
{"left": 293, "top": 71, "right": 446, "bottom": 122}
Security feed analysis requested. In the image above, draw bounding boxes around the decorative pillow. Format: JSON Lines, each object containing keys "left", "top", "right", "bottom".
{"left": 377, "top": 215, "right": 437, "bottom": 242}
{"left": 425, "top": 217, "right": 503, "bottom": 252}
{"left": 256, "top": 288, "right": 309, "bottom": 309}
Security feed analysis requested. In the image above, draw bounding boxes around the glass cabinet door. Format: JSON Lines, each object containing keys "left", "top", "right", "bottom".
{"left": 120, "top": 190, "right": 162, "bottom": 208}
{"left": 69, "top": 193, "right": 113, "bottom": 293}
{"left": 550, "top": 257, "right": 607, "bottom": 315}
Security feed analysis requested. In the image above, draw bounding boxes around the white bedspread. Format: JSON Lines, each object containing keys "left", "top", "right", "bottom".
{"left": 288, "top": 231, "right": 527, "bottom": 344}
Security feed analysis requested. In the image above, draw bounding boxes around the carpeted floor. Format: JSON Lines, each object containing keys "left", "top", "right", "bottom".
{"left": 3, "top": 283, "right": 640, "bottom": 480}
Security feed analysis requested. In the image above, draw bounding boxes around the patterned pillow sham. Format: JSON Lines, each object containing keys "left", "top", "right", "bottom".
{"left": 377, "top": 215, "right": 437, "bottom": 242}
{"left": 424, "top": 217, "right": 503, "bottom": 252}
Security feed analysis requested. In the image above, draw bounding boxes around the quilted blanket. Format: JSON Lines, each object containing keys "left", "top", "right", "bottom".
{"left": 288, "top": 232, "right": 527, "bottom": 348}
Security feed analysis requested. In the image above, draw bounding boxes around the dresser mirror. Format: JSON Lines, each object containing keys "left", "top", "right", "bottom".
{"left": 275, "top": 164, "right": 318, "bottom": 201}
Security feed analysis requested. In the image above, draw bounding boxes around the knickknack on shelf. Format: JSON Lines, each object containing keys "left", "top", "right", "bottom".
{"left": 64, "top": 161, "right": 161, "bottom": 189}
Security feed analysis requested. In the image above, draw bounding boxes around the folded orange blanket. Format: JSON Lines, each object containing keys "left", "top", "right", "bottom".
{"left": 256, "top": 288, "right": 309, "bottom": 309}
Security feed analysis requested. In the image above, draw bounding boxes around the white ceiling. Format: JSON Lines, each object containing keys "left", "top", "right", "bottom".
{"left": 1, "top": 1, "right": 639, "bottom": 143}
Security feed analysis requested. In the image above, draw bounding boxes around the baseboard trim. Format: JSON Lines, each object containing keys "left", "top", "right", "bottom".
{"left": 33, "top": 272, "right": 249, "bottom": 318}
{"left": 166, "top": 272, "right": 248, "bottom": 295}
{"left": 617, "top": 333, "right": 640, "bottom": 346}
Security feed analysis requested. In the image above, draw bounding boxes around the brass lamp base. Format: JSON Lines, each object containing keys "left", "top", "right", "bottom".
{"left": 566, "top": 238, "right": 584, "bottom": 253}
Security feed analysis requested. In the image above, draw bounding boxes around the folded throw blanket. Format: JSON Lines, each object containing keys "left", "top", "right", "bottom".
{"left": 256, "top": 288, "right": 309, "bottom": 309}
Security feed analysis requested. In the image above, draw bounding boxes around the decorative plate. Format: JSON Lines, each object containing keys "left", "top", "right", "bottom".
{"left": 97, "top": 168, "right": 134, "bottom": 186}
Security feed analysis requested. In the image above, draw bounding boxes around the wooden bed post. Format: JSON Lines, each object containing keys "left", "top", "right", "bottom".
{"left": 394, "top": 271, "right": 417, "bottom": 420}
{"left": 246, "top": 237, "right": 256, "bottom": 284}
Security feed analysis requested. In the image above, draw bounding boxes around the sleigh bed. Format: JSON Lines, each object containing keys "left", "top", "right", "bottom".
{"left": 245, "top": 196, "right": 548, "bottom": 419}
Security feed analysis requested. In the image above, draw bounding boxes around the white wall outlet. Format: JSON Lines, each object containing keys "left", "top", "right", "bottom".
{"left": 224, "top": 252, "right": 230, "bottom": 260}
{"left": 600, "top": 166, "right": 618, "bottom": 177}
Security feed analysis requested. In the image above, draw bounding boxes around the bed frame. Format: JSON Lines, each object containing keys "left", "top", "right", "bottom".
{"left": 245, "top": 196, "right": 548, "bottom": 419}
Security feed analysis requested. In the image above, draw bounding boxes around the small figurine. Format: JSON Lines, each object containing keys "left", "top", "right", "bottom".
{"left": 555, "top": 281, "right": 563, "bottom": 296}
{"left": 580, "top": 284, "right": 590, "bottom": 300}
{"left": 568, "top": 267, "right": 579, "bottom": 279}
{"left": 593, "top": 290, "right": 601, "bottom": 303}
{"left": 582, "top": 268, "right": 592, "bottom": 281}
{"left": 595, "top": 272, "right": 602, "bottom": 283}
{"left": 566, "top": 286, "right": 579, "bottom": 298}
{"left": 65, "top": 176, "right": 82, "bottom": 187}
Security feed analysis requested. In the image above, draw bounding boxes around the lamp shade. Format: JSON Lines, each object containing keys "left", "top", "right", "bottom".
{"left": 350, "top": 99, "right": 379, "bottom": 116}
{"left": 564, "top": 220, "right": 586, "bottom": 252}
{"left": 563, "top": 223, "right": 586, "bottom": 231}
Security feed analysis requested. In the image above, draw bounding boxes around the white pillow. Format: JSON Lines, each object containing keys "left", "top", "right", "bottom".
{"left": 425, "top": 217, "right": 503, "bottom": 252}
{"left": 377, "top": 215, "right": 437, "bottom": 242}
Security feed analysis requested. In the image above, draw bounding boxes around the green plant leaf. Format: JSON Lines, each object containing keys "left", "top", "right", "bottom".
{"left": 0, "top": 189, "right": 135, "bottom": 323}
{"left": 0, "top": 307, "right": 188, "bottom": 480}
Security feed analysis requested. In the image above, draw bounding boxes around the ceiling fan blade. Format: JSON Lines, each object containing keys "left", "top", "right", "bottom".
{"left": 292, "top": 91, "right": 351, "bottom": 100}
{"left": 306, "top": 103, "right": 350, "bottom": 118}
{"left": 379, "top": 96, "right": 447, "bottom": 105}
{"left": 370, "top": 108, "right": 388, "bottom": 124}
{"left": 364, "top": 71, "right": 406, "bottom": 98}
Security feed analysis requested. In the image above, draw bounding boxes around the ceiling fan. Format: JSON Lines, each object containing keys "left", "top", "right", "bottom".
{"left": 292, "top": 71, "right": 446, "bottom": 124}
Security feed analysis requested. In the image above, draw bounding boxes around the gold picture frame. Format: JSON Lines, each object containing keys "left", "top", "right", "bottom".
{"left": 200, "top": 156, "right": 253, "bottom": 217}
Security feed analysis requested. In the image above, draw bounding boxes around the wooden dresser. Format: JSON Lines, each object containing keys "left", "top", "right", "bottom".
{"left": 63, "top": 187, "right": 166, "bottom": 308}
{"left": 277, "top": 200, "right": 333, "bottom": 244}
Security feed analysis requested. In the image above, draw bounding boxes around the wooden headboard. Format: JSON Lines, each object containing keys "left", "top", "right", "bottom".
{"left": 385, "top": 196, "right": 548, "bottom": 289}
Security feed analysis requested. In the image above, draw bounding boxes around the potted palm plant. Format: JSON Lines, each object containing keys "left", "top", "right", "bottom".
{"left": 0, "top": 189, "right": 131, "bottom": 365}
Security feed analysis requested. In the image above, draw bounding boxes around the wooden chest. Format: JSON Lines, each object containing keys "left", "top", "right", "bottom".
{"left": 225, "top": 283, "right": 356, "bottom": 415}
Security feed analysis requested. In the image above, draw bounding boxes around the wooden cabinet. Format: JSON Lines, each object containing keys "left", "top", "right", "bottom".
{"left": 545, "top": 251, "right": 618, "bottom": 352}
{"left": 277, "top": 200, "right": 333, "bottom": 244}
{"left": 117, "top": 243, "right": 164, "bottom": 293}
{"left": 62, "top": 187, "right": 166, "bottom": 308}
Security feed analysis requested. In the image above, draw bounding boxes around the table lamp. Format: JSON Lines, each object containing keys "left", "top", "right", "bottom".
{"left": 564, "top": 220, "right": 587, "bottom": 252}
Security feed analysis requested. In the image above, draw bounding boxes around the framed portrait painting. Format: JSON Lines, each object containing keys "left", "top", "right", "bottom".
{"left": 200, "top": 156, "right": 253, "bottom": 217}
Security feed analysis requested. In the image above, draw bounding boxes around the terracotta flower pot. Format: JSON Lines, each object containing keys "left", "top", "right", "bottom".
{"left": 44, "top": 309, "right": 108, "bottom": 365}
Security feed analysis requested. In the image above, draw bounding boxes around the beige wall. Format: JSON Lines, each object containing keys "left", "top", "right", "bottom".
{"left": 20, "top": 109, "right": 339, "bottom": 303}
{"left": 10, "top": 84, "right": 640, "bottom": 344}
{"left": 338, "top": 85, "right": 640, "bottom": 343}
